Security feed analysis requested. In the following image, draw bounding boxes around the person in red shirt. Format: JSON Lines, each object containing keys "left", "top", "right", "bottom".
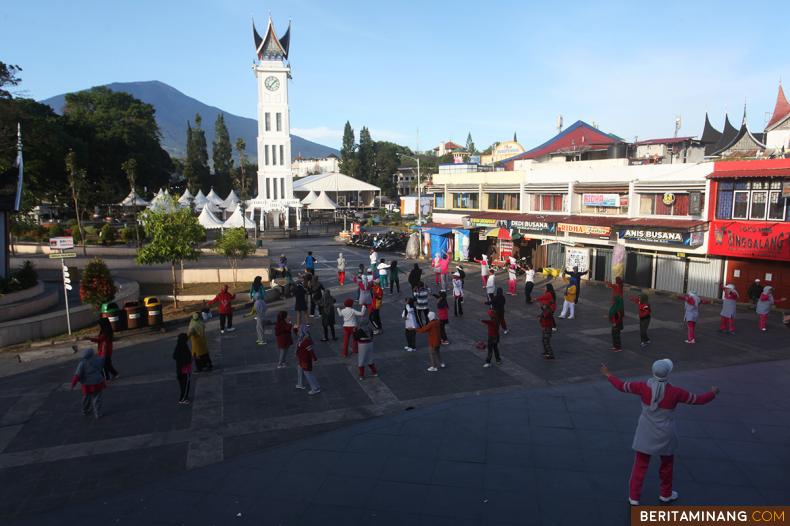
{"left": 433, "top": 290, "right": 450, "bottom": 344}
{"left": 538, "top": 302, "right": 555, "bottom": 359}
{"left": 629, "top": 294, "right": 652, "bottom": 347}
{"left": 207, "top": 284, "right": 236, "bottom": 334}
{"left": 416, "top": 312, "right": 444, "bottom": 372}
{"left": 295, "top": 324, "right": 321, "bottom": 395}
{"left": 91, "top": 317, "right": 119, "bottom": 380}
{"left": 607, "top": 276, "right": 624, "bottom": 299}
{"left": 481, "top": 309, "right": 501, "bottom": 367}
{"left": 369, "top": 279, "right": 384, "bottom": 335}
{"left": 274, "top": 311, "right": 294, "bottom": 369}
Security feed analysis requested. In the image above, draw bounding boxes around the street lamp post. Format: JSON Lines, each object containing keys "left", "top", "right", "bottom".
{"left": 398, "top": 153, "right": 423, "bottom": 257}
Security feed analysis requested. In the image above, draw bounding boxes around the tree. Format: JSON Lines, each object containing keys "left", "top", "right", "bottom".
{"left": 63, "top": 86, "right": 172, "bottom": 204}
{"left": 79, "top": 258, "right": 116, "bottom": 309}
{"left": 234, "top": 138, "right": 249, "bottom": 199}
{"left": 182, "top": 123, "right": 196, "bottom": 192}
{"left": 339, "top": 121, "right": 357, "bottom": 177}
{"left": 191, "top": 114, "right": 211, "bottom": 191}
{"left": 65, "top": 151, "right": 87, "bottom": 256}
{"left": 465, "top": 132, "right": 476, "bottom": 154}
{"left": 137, "top": 196, "right": 204, "bottom": 307}
{"left": 374, "top": 141, "right": 409, "bottom": 197}
{"left": 0, "top": 62, "right": 22, "bottom": 99}
{"left": 357, "top": 126, "right": 375, "bottom": 182}
{"left": 213, "top": 228, "right": 255, "bottom": 284}
{"left": 212, "top": 113, "right": 233, "bottom": 194}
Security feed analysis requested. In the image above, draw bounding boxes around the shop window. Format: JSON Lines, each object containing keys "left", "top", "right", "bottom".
{"left": 749, "top": 191, "right": 768, "bottom": 219}
{"left": 639, "top": 195, "right": 655, "bottom": 214}
{"left": 488, "top": 193, "right": 519, "bottom": 210}
{"left": 531, "top": 193, "right": 564, "bottom": 212}
{"left": 768, "top": 191, "right": 786, "bottom": 220}
{"left": 732, "top": 191, "right": 749, "bottom": 219}
{"left": 452, "top": 192, "right": 479, "bottom": 209}
{"left": 640, "top": 193, "right": 694, "bottom": 216}
{"left": 716, "top": 189, "right": 733, "bottom": 219}
{"left": 434, "top": 194, "right": 446, "bottom": 208}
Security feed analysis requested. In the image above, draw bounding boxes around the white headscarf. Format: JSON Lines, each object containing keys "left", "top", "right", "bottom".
{"left": 687, "top": 291, "right": 700, "bottom": 305}
{"left": 646, "top": 359, "right": 673, "bottom": 410}
{"left": 763, "top": 286, "right": 773, "bottom": 295}
{"left": 427, "top": 311, "right": 437, "bottom": 321}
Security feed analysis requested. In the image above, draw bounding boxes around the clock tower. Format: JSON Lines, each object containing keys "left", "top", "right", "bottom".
{"left": 252, "top": 17, "right": 297, "bottom": 228}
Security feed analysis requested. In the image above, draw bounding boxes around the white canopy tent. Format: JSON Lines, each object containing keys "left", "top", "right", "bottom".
{"left": 192, "top": 190, "right": 208, "bottom": 211}
{"left": 300, "top": 190, "right": 318, "bottom": 205}
{"left": 307, "top": 191, "right": 338, "bottom": 210}
{"left": 197, "top": 206, "right": 224, "bottom": 230}
{"left": 222, "top": 190, "right": 240, "bottom": 212}
{"left": 177, "top": 188, "right": 193, "bottom": 207}
{"left": 205, "top": 188, "right": 224, "bottom": 206}
{"left": 222, "top": 206, "right": 256, "bottom": 229}
{"left": 119, "top": 189, "right": 149, "bottom": 207}
{"left": 292, "top": 172, "right": 381, "bottom": 207}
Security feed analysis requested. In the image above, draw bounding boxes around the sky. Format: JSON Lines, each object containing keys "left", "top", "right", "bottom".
{"left": 2, "top": 0, "right": 788, "bottom": 152}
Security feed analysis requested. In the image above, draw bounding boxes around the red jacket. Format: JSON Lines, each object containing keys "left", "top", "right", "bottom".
{"left": 296, "top": 338, "right": 317, "bottom": 371}
{"left": 538, "top": 308, "right": 554, "bottom": 330}
{"left": 481, "top": 319, "right": 498, "bottom": 337}
{"left": 608, "top": 375, "right": 716, "bottom": 408}
{"left": 90, "top": 333, "right": 113, "bottom": 358}
{"left": 629, "top": 297, "right": 651, "bottom": 318}
{"left": 275, "top": 319, "right": 294, "bottom": 348}
{"left": 208, "top": 291, "right": 235, "bottom": 314}
{"left": 416, "top": 320, "right": 441, "bottom": 347}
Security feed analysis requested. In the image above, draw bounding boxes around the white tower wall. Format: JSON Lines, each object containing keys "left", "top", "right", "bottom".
{"left": 254, "top": 60, "right": 293, "bottom": 201}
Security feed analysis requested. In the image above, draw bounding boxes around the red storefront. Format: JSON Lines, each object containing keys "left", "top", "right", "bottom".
{"left": 708, "top": 159, "right": 790, "bottom": 301}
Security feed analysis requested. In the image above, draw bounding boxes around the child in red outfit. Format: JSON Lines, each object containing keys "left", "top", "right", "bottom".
{"left": 433, "top": 291, "right": 450, "bottom": 344}
{"left": 538, "top": 302, "right": 555, "bottom": 359}
{"left": 207, "top": 284, "right": 236, "bottom": 333}
{"left": 629, "top": 294, "right": 652, "bottom": 347}
{"left": 481, "top": 310, "right": 501, "bottom": 367}
{"left": 295, "top": 324, "right": 320, "bottom": 395}
{"left": 274, "top": 311, "right": 294, "bottom": 368}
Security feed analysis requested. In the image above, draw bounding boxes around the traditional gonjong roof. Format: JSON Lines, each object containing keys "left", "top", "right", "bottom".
{"left": 700, "top": 113, "right": 722, "bottom": 155}
{"left": 712, "top": 112, "right": 766, "bottom": 157}
{"left": 253, "top": 17, "right": 291, "bottom": 60}
{"left": 708, "top": 114, "right": 738, "bottom": 155}
{"left": 766, "top": 83, "right": 790, "bottom": 131}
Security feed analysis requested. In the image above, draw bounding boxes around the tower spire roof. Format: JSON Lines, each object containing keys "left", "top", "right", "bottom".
{"left": 253, "top": 17, "right": 290, "bottom": 60}
{"left": 766, "top": 82, "right": 790, "bottom": 130}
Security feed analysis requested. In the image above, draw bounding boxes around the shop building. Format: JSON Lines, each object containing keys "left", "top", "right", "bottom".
{"left": 707, "top": 158, "right": 790, "bottom": 301}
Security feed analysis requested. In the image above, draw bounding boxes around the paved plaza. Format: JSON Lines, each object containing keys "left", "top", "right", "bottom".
{"left": 1, "top": 239, "right": 789, "bottom": 525}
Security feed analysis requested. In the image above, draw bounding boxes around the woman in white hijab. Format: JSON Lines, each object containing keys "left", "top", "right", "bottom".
{"left": 601, "top": 360, "right": 719, "bottom": 506}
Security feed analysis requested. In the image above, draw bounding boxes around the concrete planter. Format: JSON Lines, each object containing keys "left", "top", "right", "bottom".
{"left": 0, "top": 281, "right": 45, "bottom": 306}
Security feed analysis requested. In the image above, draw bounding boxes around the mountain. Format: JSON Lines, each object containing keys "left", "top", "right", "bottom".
{"left": 40, "top": 80, "right": 339, "bottom": 161}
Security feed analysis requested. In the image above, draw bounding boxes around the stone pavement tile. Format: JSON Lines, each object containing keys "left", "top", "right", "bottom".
{"left": 528, "top": 409, "right": 574, "bottom": 429}
{"left": 344, "top": 432, "right": 399, "bottom": 455}
{"left": 530, "top": 425, "right": 579, "bottom": 448}
{"left": 734, "top": 461, "right": 790, "bottom": 491}
{"left": 265, "top": 460, "right": 327, "bottom": 503}
{"left": 311, "top": 475, "right": 375, "bottom": 507}
{"left": 328, "top": 451, "right": 387, "bottom": 479}
{"left": 531, "top": 444, "right": 585, "bottom": 471}
{"left": 480, "top": 488, "right": 541, "bottom": 525}
{"left": 487, "top": 419, "right": 531, "bottom": 445}
{"left": 421, "top": 484, "right": 485, "bottom": 521}
{"left": 583, "top": 449, "right": 636, "bottom": 476}
{"left": 366, "top": 480, "right": 430, "bottom": 514}
{"left": 675, "top": 418, "right": 712, "bottom": 438}
{"left": 399, "top": 414, "right": 448, "bottom": 438}
{"left": 539, "top": 496, "right": 602, "bottom": 526}
{"left": 431, "top": 459, "right": 486, "bottom": 489}
{"left": 5, "top": 381, "right": 191, "bottom": 453}
{"left": 675, "top": 436, "right": 731, "bottom": 460}
{"left": 483, "top": 464, "right": 538, "bottom": 492}
{"left": 213, "top": 466, "right": 281, "bottom": 496}
{"left": 356, "top": 510, "right": 423, "bottom": 526}
{"left": 578, "top": 429, "right": 633, "bottom": 452}
{"left": 716, "top": 439, "right": 790, "bottom": 465}
{"left": 596, "top": 501, "right": 631, "bottom": 526}
{"left": 379, "top": 455, "right": 436, "bottom": 485}
{"left": 438, "top": 435, "right": 487, "bottom": 463}
{"left": 486, "top": 441, "right": 532, "bottom": 468}
{"left": 388, "top": 434, "right": 442, "bottom": 460}
{"left": 586, "top": 472, "right": 630, "bottom": 502}
{"left": 679, "top": 458, "right": 751, "bottom": 487}
{"left": 223, "top": 420, "right": 360, "bottom": 460}
{"left": 756, "top": 489, "right": 790, "bottom": 506}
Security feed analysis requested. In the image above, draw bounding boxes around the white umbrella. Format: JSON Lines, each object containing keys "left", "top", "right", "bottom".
{"left": 308, "top": 191, "right": 338, "bottom": 210}
{"left": 300, "top": 190, "right": 318, "bottom": 205}
{"left": 222, "top": 206, "right": 256, "bottom": 229}
{"left": 197, "top": 206, "right": 224, "bottom": 229}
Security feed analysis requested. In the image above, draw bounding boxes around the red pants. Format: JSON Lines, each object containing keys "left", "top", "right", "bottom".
{"left": 686, "top": 321, "right": 696, "bottom": 341}
{"left": 759, "top": 314, "right": 768, "bottom": 330}
{"left": 481, "top": 275, "right": 487, "bottom": 287}
{"left": 629, "top": 452, "right": 674, "bottom": 501}
{"left": 338, "top": 271, "right": 345, "bottom": 286}
{"left": 358, "top": 363, "right": 378, "bottom": 378}
{"left": 341, "top": 326, "right": 358, "bottom": 356}
{"left": 508, "top": 279, "right": 516, "bottom": 295}
{"left": 719, "top": 316, "right": 735, "bottom": 333}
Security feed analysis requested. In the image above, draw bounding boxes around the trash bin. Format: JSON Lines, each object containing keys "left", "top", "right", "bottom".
{"left": 256, "top": 239, "right": 263, "bottom": 248}
{"left": 144, "top": 296, "right": 163, "bottom": 326}
{"left": 124, "top": 301, "right": 146, "bottom": 329}
{"left": 100, "top": 302, "right": 126, "bottom": 331}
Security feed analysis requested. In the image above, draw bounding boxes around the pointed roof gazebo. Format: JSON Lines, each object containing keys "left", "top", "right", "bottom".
{"left": 300, "top": 190, "right": 318, "bottom": 205}
{"left": 197, "top": 206, "right": 224, "bottom": 230}
{"left": 119, "top": 189, "right": 149, "bottom": 207}
{"left": 253, "top": 17, "right": 291, "bottom": 60}
{"left": 766, "top": 83, "right": 790, "bottom": 131}
{"left": 222, "top": 206, "right": 256, "bottom": 229}
{"left": 308, "top": 191, "right": 338, "bottom": 210}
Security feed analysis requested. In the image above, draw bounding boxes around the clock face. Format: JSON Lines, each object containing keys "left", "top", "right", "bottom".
{"left": 264, "top": 76, "right": 280, "bottom": 91}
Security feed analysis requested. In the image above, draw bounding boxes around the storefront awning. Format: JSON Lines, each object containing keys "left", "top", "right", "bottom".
{"left": 707, "top": 168, "right": 790, "bottom": 179}
{"left": 613, "top": 218, "right": 707, "bottom": 230}
{"left": 423, "top": 227, "right": 453, "bottom": 236}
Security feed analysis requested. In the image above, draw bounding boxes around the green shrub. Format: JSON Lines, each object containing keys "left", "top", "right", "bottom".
{"left": 99, "top": 224, "right": 116, "bottom": 245}
{"left": 79, "top": 258, "right": 116, "bottom": 308}
{"left": 48, "top": 224, "right": 65, "bottom": 237}
{"left": 0, "top": 260, "right": 37, "bottom": 294}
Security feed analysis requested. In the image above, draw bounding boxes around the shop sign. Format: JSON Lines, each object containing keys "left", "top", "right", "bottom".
{"left": 469, "top": 217, "right": 510, "bottom": 228}
{"left": 662, "top": 193, "right": 676, "bottom": 206}
{"left": 557, "top": 223, "right": 612, "bottom": 237}
{"left": 618, "top": 228, "right": 703, "bottom": 247}
{"left": 510, "top": 219, "right": 556, "bottom": 234}
{"left": 708, "top": 220, "right": 790, "bottom": 262}
{"left": 582, "top": 193, "right": 620, "bottom": 207}
{"left": 499, "top": 240, "right": 514, "bottom": 259}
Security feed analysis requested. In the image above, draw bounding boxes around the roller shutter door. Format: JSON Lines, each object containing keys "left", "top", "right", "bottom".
{"left": 654, "top": 255, "right": 686, "bottom": 294}
{"left": 687, "top": 258, "right": 723, "bottom": 298}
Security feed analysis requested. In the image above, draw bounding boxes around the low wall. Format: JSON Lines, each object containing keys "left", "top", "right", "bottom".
{"left": 0, "top": 286, "right": 59, "bottom": 323}
{"left": 0, "top": 279, "right": 140, "bottom": 348}
{"left": 114, "top": 267, "right": 270, "bottom": 285}
{"left": 0, "top": 281, "right": 45, "bottom": 306}
{"left": 12, "top": 243, "right": 269, "bottom": 257}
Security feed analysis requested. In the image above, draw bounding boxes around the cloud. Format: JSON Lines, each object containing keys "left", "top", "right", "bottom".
{"left": 291, "top": 126, "right": 343, "bottom": 144}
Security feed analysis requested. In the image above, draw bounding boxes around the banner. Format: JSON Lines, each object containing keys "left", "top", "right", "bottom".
{"left": 618, "top": 228, "right": 704, "bottom": 247}
{"left": 453, "top": 229, "right": 470, "bottom": 261}
{"left": 469, "top": 217, "right": 510, "bottom": 228}
{"left": 557, "top": 223, "right": 612, "bottom": 237}
{"left": 564, "top": 247, "right": 590, "bottom": 272}
{"left": 511, "top": 219, "right": 556, "bottom": 234}
{"left": 582, "top": 193, "right": 620, "bottom": 207}
{"left": 708, "top": 220, "right": 790, "bottom": 261}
